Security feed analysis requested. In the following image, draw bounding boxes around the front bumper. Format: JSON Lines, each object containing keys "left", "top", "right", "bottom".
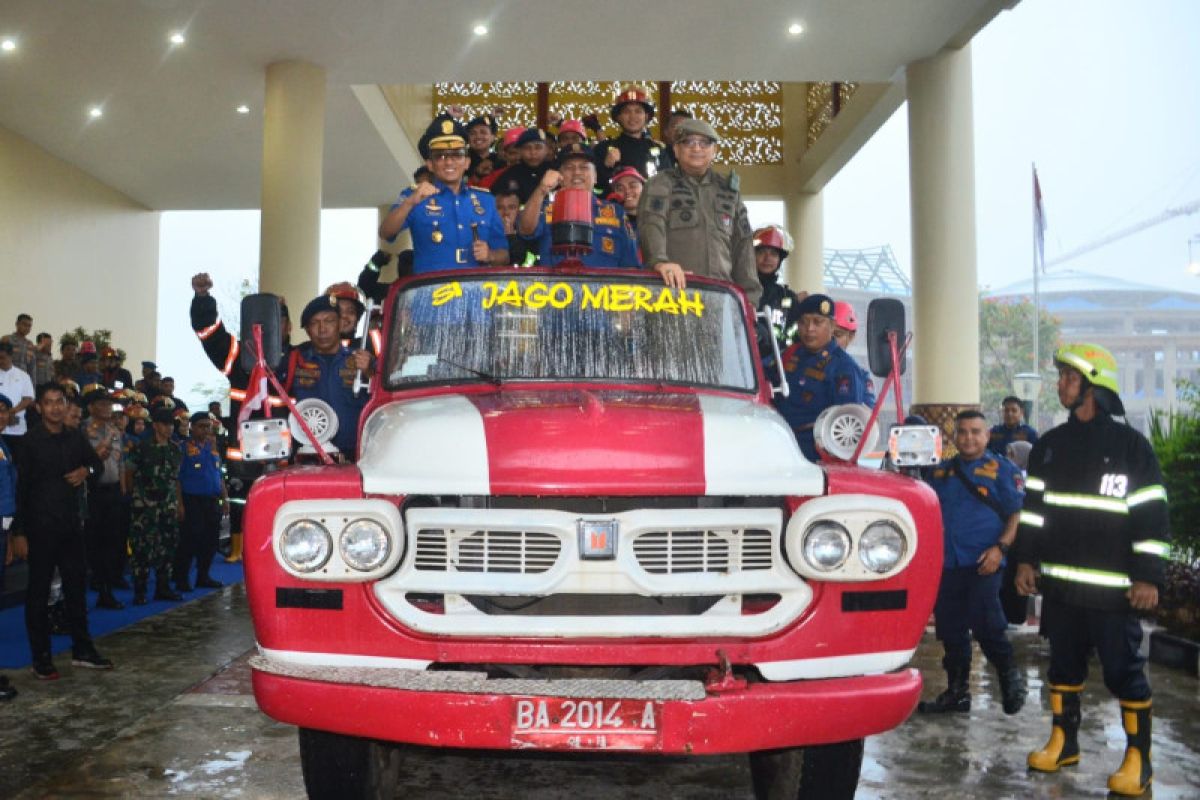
{"left": 250, "top": 653, "right": 921, "bottom": 754}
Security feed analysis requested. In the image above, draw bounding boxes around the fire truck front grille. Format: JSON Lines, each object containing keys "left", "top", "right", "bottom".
{"left": 631, "top": 528, "right": 774, "bottom": 574}
{"left": 414, "top": 529, "right": 561, "bottom": 574}
{"left": 382, "top": 506, "right": 808, "bottom": 638}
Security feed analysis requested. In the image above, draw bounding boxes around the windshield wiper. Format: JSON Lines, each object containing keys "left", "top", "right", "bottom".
{"left": 438, "top": 357, "right": 503, "bottom": 386}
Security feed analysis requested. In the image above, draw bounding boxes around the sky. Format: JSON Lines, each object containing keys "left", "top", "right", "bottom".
{"left": 159, "top": 0, "right": 1200, "bottom": 409}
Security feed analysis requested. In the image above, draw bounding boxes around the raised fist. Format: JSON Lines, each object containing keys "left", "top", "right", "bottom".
{"left": 412, "top": 182, "right": 439, "bottom": 204}
{"left": 604, "top": 148, "right": 621, "bottom": 168}
{"left": 192, "top": 273, "right": 213, "bottom": 296}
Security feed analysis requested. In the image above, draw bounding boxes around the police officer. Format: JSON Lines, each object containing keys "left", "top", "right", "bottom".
{"left": 637, "top": 118, "right": 761, "bottom": 305}
{"left": 126, "top": 405, "right": 183, "bottom": 604}
{"left": 753, "top": 225, "right": 803, "bottom": 349}
{"left": 919, "top": 410, "right": 1026, "bottom": 715}
{"left": 1014, "top": 344, "right": 1170, "bottom": 797}
{"left": 283, "top": 295, "right": 373, "bottom": 458}
{"left": 772, "top": 294, "right": 868, "bottom": 461}
{"left": 379, "top": 116, "right": 508, "bottom": 271}
{"left": 518, "top": 142, "right": 640, "bottom": 268}
{"left": 594, "top": 85, "right": 667, "bottom": 192}
{"left": 174, "top": 412, "right": 227, "bottom": 593}
{"left": 989, "top": 395, "right": 1039, "bottom": 452}
{"left": 81, "top": 384, "right": 127, "bottom": 610}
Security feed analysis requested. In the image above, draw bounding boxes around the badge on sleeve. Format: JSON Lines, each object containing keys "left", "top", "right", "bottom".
{"left": 836, "top": 376, "right": 851, "bottom": 396}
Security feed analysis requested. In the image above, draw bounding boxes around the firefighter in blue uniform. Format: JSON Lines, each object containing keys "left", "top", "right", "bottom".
{"left": 378, "top": 115, "right": 508, "bottom": 272}
{"left": 989, "top": 394, "right": 1039, "bottom": 451}
{"left": 1015, "top": 343, "right": 1170, "bottom": 797}
{"left": 918, "top": 409, "right": 1026, "bottom": 716}
{"left": 517, "top": 142, "right": 641, "bottom": 268}
{"left": 283, "top": 295, "right": 372, "bottom": 459}
{"left": 773, "top": 294, "right": 868, "bottom": 461}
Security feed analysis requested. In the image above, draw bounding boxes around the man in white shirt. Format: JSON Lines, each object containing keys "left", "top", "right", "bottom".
{"left": 0, "top": 342, "right": 35, "bottom": 443}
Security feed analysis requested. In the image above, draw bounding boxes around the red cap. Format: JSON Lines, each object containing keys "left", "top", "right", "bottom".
{"left": 501, "top": 127, "right": 527, "bottom": 149}
{"left": 610, "top": 167, "right": 646, "bottom": 186}
{"left": 834, "top": 301, "right": 859, "bottom": 332}
{"left": 559, "top": 119, "right": 585, "bottom": 137}
{"left": 80, "top": 340, "right": 97, "bottom": 355}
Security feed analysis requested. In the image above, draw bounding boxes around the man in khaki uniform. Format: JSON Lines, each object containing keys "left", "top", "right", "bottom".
{"left": 637, "top": 118, "right": 761, "bottom": 305}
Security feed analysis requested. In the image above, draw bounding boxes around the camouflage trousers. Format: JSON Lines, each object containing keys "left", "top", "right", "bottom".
{"left": 129, "top": 501, "right": 179, "bottom": 581}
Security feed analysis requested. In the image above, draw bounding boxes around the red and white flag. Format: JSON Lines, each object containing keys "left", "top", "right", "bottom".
{"left": 237, "top": 362, "right": 271, "bottom": 426}
{"left": 1033, "top": 165, "right": 1047, "bottom": 271}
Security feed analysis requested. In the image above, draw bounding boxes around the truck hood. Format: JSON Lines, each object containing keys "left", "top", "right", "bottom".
{"left": 358, "top": 389, "right": 824, "bottom": 497}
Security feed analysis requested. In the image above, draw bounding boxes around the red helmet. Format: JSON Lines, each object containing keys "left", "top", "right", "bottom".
{"left": 752, "top": 225, "right": 793, "bottom": 258}
{"left": 834, "top": 301, "right": 858, "bottom": 332}
{"left": 611, "top": 86, "right": 655, "bottom": 121}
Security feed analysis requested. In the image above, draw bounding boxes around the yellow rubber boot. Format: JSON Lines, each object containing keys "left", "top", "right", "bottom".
{"left": 1107, "top": 699, "right": 1152, "bottom": 797}
{"left": 226, "top": 533, "right": 244, "bottom": 563}
{"left": 1028, "top": 683, "right": 1082, "bottom": 772}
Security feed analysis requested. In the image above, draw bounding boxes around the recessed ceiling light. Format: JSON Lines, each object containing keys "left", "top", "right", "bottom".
{"left": 236, "top": 104, "right": 250, "bottom": 115}
{"left": 473, "top": 24, "right": 488, "bottom": 36}
{"left": 88, "top": 106, "right": 103, "bottom": 119}
{"left": 1, "top": 38, "right": 16, "bottom": 52}
{"left": 169, "top": 31, "right": 186, "bottom": 45}
{"left": 788, "top": 22, "right": 804, "bottom": 36}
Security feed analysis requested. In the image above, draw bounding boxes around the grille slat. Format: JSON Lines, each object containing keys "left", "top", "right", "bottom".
{"left": 415, "top": 529, "right": 562, "bottom": 574}
{"left": 632, "top": 528, "right": 774, "bottom": 574}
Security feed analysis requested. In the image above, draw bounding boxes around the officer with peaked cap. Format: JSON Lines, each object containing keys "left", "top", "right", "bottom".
{"left": 379, "top": 116, "right": 508, "bottom": 272}
{"left": 638, "top": 118, "right": 761, "bottom": 305}
{"left": 772, "top": 293, "right": 869, "bottom": 461}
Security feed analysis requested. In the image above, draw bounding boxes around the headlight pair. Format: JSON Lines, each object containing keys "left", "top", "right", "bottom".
{"left": 280, "top": 518, "right": 391, "bottom": 573}
{"left": 801, "top": 520, "right": 906, "bottom": 574}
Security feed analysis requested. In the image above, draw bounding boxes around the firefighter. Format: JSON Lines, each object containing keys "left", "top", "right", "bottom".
{"left": 753, "top": 225, "right": 803, "bottom": 349}
{"left": 833, "top": 301, "right": 876, "bottom": 406}
{"left": 1014, "top": 343, "right": 1171, "bottom": 797}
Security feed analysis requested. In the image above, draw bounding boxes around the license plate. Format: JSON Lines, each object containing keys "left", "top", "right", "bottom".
{"left": 511, "top": 697, "right": 662, "bottom": 751}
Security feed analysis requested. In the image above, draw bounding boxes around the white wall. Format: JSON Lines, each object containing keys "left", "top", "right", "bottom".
{"left": 0, "top": 125, "right": 159, "bottom": 367}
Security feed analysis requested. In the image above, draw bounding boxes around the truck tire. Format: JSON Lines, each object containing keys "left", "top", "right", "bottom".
{"left": 298, "top": 728, "right": 403, "bottom": 800}
{"left": 749, "top": 739, "right": 864, "bottom": 800}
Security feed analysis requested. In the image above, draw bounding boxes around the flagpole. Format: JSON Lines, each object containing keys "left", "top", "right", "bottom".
{"left": 1032, "top": 164, "right": 1040, "bottom": 376}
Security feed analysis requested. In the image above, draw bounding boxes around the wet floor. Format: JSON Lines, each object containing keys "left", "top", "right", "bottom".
{"left": 1, "top": 585, "right": 1197, "bottom": 799}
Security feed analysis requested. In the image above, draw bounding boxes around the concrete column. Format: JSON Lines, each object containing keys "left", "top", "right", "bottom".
{"left": 1164, "top": 342, "right": 1177, "bottom": 405}
{"left": 260, "top": 61, "right": 326, "bottom": 311}
{"left": 785, "top": 191, "right": 825, "bottom": 292}
{"left": 907, "top": 45, "right": 979, "bottom": 425}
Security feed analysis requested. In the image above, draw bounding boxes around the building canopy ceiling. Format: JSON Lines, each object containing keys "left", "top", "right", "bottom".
{"left": 0, "top": 0, "right": 1011, "bottom": 210}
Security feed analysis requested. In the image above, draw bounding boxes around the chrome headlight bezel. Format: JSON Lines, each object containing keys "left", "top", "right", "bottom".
{"left": 784, "top": 494, "right": 918, "bottom": 581}
{"left": 339, "top": 518, "right": 392, "bottom": 572}
{"left": 859, "top": 520, "right": 907, "bottom": 573}
{"left": 802, "top": 521, "right": 852, "bottom": 572}
{"left": 279, "top": 519, "right": 332, "bottom": 573}
{"left": 272, "top": 499, "right": 405, "bottom": 582}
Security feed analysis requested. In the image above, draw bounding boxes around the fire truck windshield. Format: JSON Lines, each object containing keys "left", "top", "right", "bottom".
{"left": 383, "top": 273, "right": 758, "bottom": 392}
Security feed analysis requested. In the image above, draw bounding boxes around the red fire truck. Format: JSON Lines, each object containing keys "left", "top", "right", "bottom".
{"left": 243, "top": 268, "right": 942, "bottom": 799}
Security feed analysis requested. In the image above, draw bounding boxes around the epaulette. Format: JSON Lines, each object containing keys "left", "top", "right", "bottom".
{"left": 470, "top": 185, "right": 491, "bottom": 194}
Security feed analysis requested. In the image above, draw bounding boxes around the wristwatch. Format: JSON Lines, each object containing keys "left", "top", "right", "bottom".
{"left": 996, "top": 542, "right": 1010, "bottom": 555}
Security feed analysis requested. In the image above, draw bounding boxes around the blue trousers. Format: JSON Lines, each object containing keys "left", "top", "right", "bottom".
{"left": 1042, "top": 598, "right": 1150, "bottom": 701}
{"left": 933, "top": 567, "right": 1013, "bottom": 670}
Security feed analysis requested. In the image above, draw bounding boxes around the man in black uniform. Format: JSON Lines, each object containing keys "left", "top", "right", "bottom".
{"left": 1015, "top": 343, "right": 1170, "bottom": 797}
{"left": 753, "top": 225, "right": 804, "bottom": 350}
{"left": 491, "top": 127, "right": 551, "bottom": 205}
{"left": 594, "top": 85, "right": 667, "bottom": 193}
{"left": 10, "top": 382, "right": 113, "bottom": 679}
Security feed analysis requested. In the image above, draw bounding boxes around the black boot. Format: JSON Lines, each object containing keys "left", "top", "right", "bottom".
{"left": 997, "top": 663, "right": 1026, "bottom": 715}
{"left": 154, "top": 571, "right": 183, "bottom": 601}
{"left": 97, "top": 587, "right": 125, "bottom": 610}
{"left": 133, "top": 577, "right": 148, "bottom": 606}
{"left": 919, "top": 663, "right": 970, "bottom": 713}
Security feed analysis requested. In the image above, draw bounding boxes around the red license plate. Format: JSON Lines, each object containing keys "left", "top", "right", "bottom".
{"left": 511, "top": 697, "right": 663, "bottom": 751}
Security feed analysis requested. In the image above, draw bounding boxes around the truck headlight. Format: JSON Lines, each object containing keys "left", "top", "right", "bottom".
{"left": 803, "top": 522, "right": 851, "bottom": 571}
{"left": 280, "top": 520, "right": 332, "bottom": 573}
{"left": 340, "top": 518, "right": 391, "bottom": 571}
{"left": 859, "top": 521, "right": 906, "bottom": 573}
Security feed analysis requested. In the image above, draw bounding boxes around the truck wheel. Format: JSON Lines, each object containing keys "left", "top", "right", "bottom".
{"left": 298, "top": 727, "right": 403, "bottom": 800}
{"left": 749, "top": 739, "right": 864, "bottom": 800}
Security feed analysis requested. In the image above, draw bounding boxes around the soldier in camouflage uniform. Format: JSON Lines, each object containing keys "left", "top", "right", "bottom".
{"left": 125, "top": 406, "right": 183, "bottom": 605}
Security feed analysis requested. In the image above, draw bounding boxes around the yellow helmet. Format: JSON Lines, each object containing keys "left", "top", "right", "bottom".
{"left": 1053, "top": 343, "right": 1120, "bottom": 395}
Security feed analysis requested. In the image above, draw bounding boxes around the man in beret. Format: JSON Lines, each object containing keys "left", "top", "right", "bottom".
{"left": 594, "top": 85, "right": 667, "bottom": 193}
{"left": 773, "top": 294, "right": 870, "bottom": 461}
{"left": 174, "top": 412, "right": 228, "bottom": 593}
{"left": 379, "top": 115, "right": 509, "bottom": 271}
{"left": 126, "top": 405, "right": 184, "bottom": 604}
{"left": 518, "top": 143, "right": 640, "bottom": 268}
{"left": 637, "top": 118, "right": 761, "bottom": 305}
{"left": 280, "top": 295, "right": 374, "bottom": 459}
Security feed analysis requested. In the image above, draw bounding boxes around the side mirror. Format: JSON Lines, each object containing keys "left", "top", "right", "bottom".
{"left": 240, "top": 293, "right": 284, "bottom": 373}
{"left": 866, "top": 298, "right": 906, "bottom": 378}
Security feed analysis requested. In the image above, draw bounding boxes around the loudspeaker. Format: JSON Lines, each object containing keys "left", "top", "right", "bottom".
{"left": 239, "top": 293, "right": 284, "bottom": 373}
{"left": 866, "top": 298, "right": 906, "bottom": 378}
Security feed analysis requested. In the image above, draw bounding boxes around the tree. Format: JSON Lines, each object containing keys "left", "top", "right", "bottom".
{"left": 978, "top": 297, "right": 1061, "bottom": 427}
